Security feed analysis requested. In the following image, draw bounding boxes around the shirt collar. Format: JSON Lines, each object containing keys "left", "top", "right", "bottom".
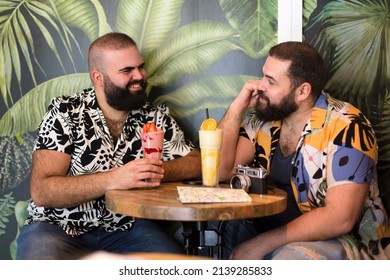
{"left": 309, "top": 92, "right": 328, "bottom": 130}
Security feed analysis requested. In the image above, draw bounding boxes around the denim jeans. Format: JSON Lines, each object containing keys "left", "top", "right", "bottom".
{"left": 222, "top": 219, "right": 347, "bottom": 260}
{"left": 16, "top": 219, "right": 184, "bottom": 260}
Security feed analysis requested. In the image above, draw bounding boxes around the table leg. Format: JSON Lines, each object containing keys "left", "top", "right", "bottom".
{"left": 182, "top": 221, "right": 206, "bottom": 255}
{"left": 181, "top": 221, "right": 227, "bottom": 259}
{"left": 217, "top": 220, "right": 227, "bottom": 259}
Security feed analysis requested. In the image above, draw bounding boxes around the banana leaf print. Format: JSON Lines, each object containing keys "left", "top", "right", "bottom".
{"left": 309, "top": 0, "right": 390, "bottom": 172}
{"left": 0, "top": 73, "right": 91, "bottom": 136}
{"left": 219, "top": 0, "right": 278, "bottom": 57}
{"left": 0, "top": 0, "right": 108, "bottom": 109}
{"left": 334, "top": 112, "right": 376, "bottom": 153}
{"left": 155, "top": 75, "right": 258, "bottom": 119}
{"left": 152, "top": 0, "right": 279, "bottom": 119}
{"left": 116, "top": 0, "right": 184, "bottom": 59}
{"left": 0, "top": 133, "right": 35, "bottom": 191}
{"left": 0, "top": 193, "right": 15, "bottom": 236}
{"left": 376, "top": 101, "right": 390, "bottom": 170}
{"left": 303, "top": 0, "right": 318, "bottom": 27}
{"left": 311, "top": 0, "right": 389, "bottom": 115}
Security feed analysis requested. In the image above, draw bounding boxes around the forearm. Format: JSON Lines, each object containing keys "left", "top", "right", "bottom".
{"left": 162, "top": 149, "right": 201, "bottom": 181}
{"left": 30, "top": 171, "right": 113, "bottom": 208}
{"left": 231, "top": 207, "right": 343, "bottom": 259}
{"left": 218, "top": 101, "right": 247, "bottom": 180}
{"left": 30, "top": 149, "right": 167, "bottom": 208}
{"left": 254, "top": 206, "right": 355, "bottom": 258}
{"left": 281, "top": 208, "right": 345, "bottom": 243}
{"left": 278, "top": 184, "right": 366, "bottom": 247}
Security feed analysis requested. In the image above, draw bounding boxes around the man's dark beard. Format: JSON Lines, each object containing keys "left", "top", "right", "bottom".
{"left": 104, "top": 77, "right": 147, "bottom": 111}
{"left": 255, "top": 90, "right": 298, "bottom": 122}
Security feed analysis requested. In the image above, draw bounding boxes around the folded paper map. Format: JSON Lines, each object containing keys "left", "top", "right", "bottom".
{"left": 177, "top": 186, "right": 252, "bottom": 203}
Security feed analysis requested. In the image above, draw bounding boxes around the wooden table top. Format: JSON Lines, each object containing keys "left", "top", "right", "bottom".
{"left": 105, "top": 182, "right": 287, "bottom": 221}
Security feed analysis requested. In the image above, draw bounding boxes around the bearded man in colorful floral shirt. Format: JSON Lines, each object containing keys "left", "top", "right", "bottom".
{"left": 218, "top": 41, "right": 389, "bottom": 260}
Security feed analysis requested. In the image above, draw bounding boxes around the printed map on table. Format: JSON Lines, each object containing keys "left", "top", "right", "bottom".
{"left": 177, "top": 186, "right": 252, "bottom": 203}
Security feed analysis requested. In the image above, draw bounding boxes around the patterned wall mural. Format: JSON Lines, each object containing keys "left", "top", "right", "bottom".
{"left": 0, "top": 0, "right": 388, "bottom": 260}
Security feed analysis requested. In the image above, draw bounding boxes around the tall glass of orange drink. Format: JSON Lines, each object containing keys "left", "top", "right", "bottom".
{"left": 199, "top": 118, "right": 223, "bottom": 187}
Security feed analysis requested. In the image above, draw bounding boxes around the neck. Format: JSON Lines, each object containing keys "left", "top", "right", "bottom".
{"left": 279, "top": 108, "right": 312, "bottom": 157}
{"left": 282, "top": 106, "right": 313, "bottom": 128}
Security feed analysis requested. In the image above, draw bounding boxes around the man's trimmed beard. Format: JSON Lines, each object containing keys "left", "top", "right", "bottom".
{"left": 104, "top": 75, "right": 147, "bottom": 111}
{"left": 255, "top": 89, "right": 298, "bottom": 122}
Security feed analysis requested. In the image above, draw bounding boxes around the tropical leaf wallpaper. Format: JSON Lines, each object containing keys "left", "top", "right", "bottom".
{"left": 306, "top": 0, "right": 390, "bottom": 213}
{"left": 0, "top": 0, "right": 389, "bottom": 260}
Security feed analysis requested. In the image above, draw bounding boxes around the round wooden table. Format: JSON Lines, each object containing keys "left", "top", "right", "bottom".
{"left": 105, "top": 182, "right": 287, "bottom": 259}
{"left": 105, "top": 182, "right": 286, "bottom": 221}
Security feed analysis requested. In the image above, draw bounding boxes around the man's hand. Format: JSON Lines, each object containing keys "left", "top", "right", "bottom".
{"left": 231, "top": 80, "right": 262, "bottom": 112}
{"left": 109, "top": 158, "right": 164, "bottom": 190}
{"left": 229, "top": 234, "right": 268, "bottom": 260}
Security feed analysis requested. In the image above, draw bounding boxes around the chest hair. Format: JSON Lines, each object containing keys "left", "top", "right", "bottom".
{"left": 105, "top": 118, "right": 126, "bottom": 145}
{"left": 279, "top": 124, "right": 302, "bottom": 157}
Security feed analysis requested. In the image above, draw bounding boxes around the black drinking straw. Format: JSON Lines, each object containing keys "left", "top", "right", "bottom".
{"left": 205, "top": 108, "right": 209, "bottom": 119}
{"left": 154, "top": 111, "right": 158, "bottom": 126}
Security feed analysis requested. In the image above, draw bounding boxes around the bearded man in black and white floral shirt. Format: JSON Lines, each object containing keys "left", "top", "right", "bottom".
{"left": 16, "top": 32, "right": 201, "bottom": 260}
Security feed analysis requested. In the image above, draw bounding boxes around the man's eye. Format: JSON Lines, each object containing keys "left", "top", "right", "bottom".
{"left": 121, "top": 68, "right": 133, "bottom": 73}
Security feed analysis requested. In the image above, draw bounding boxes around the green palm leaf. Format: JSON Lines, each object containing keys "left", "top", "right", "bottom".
{"left": 219, "top": 0, "right": 277, "bottom": 56}
{"left": 311, "top": 0, "right": 390, "bottom": 115}
{"left": 155, "top": 75, "right": 257, "bottom": 119}
{"left": 44, "top": 0, "right": 111, "bottom": 40}
{"left": 0, "top": 0, "right": 106, "bottom": 109}
{"left": 376, "top": 101, "right": 390, "bottom": 170}
{"left": 0, "top": 133, "right": 34, "bottom": 191}
{"left": 0, "top": 73, "right": 91, "bottom": 136}
{"left": 146, "top": 20, "right": 245, "bottom": 87}
{"left": 116, "top": 0, "right": 184, "bottom": 59}
{"left": 0, "top": 193, "right": 15, "bottom": 236}
{"left": 303, "top": 0, "right": 317, "bottom": 27}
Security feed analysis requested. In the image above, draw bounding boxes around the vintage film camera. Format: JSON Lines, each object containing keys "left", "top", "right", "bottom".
{"left": 230, "top": 165, "right": 268, "bottom": 194}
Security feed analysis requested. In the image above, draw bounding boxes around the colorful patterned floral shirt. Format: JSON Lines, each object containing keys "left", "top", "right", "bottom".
{"left": 240, "top": 92, "right": 389, "bottom": 259}
{"left": 26, "top": 88, "right": 194, "bottom": 236}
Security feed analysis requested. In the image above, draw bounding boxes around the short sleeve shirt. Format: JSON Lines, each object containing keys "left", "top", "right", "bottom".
{"left": 26, "top": 88, "right": 194, "bottom": 236}
{"left": 240, "top": 92, "right": 388, "bottom": 258}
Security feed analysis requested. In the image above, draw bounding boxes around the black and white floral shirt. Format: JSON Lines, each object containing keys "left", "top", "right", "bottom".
{"left": 26, "top": 88, "right": 194, "bottom": 236}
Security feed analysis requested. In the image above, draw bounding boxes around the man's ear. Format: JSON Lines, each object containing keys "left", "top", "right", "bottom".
{"left": 91, "top": 70, "right": 104, "bottom": 87}
{"left": 297, "top": 82, "right": 311, "bottom": 101}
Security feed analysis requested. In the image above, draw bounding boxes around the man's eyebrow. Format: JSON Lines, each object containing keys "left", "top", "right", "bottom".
{"left": 118, "top": 62, "right": 145, "bottom": 72}
{"left": 264, "top": 74, "right": 277, "bottom": 83}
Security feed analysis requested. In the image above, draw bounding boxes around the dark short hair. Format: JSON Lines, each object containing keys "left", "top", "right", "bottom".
{"left": 88, "top": 32, "right": 137, "bottom": 72}
{"left": 269, "top": 41, "right": 326, "bottom": 99}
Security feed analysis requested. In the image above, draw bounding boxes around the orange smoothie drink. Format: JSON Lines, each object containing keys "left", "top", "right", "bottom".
{"left": 142, "top": 123, "right": 164, "bottom": 183}
{"left": 199, "top": 118, "right": 223, "bottom": 187}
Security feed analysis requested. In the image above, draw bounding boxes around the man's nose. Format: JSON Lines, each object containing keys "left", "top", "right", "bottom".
{"left": 132, "top": 67, "right": 144, "bottom": 79}
{"left": 258, "top": 79, "right": 266, "bottom": 91}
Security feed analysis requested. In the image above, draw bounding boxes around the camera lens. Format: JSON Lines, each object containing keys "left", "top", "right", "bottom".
{"left": 230, "top": 175, "right": 251, "bottom": 192}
